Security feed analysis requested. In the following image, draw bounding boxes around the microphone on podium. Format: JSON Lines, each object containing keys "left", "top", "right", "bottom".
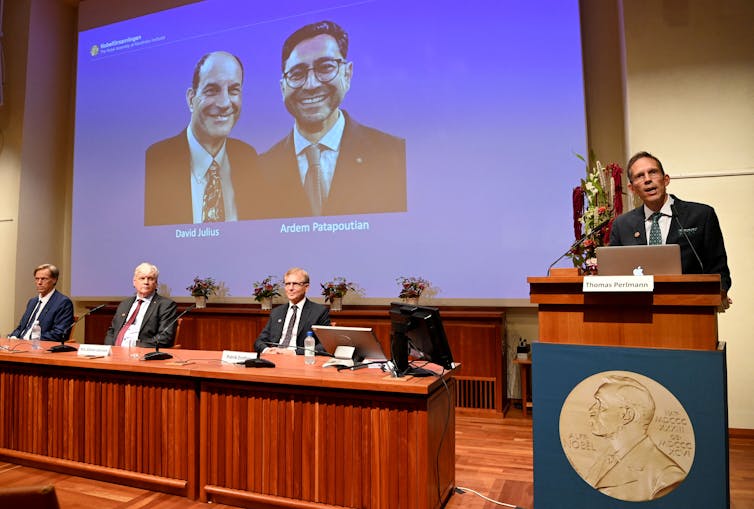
{"left": 49, "top": 304, "right": 106, "bottom": 353}
{"left": 143, "top": 304, "right": 195, "bottom": 361}
{"left": 546, "top": 217, "right": 612, "bottom": 275}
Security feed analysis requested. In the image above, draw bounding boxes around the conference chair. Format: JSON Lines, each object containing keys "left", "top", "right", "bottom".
{"left": 171, "top": 317, "right": 184, "bottom": 349}
{"left": 0, "top": 484, "right": 61, "bottom": 509}
{"left": 67, "top": 316, "right": 79, "bottom": 342}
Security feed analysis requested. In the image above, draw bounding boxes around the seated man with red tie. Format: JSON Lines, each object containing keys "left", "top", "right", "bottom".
{"left": 9, "top": 263, "right": 74, "bottom": 342}
{"left": 104, "top": 262, "right": 178, "bottom": 348}
{"left": 254, "top": 267, "right": 329, "bottom": 355}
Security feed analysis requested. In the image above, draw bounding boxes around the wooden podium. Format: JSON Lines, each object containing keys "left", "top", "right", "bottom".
{"left": 527, "top": 274, "right": 722, "bottom": 350}
{"left": 528, "top": 274, "right": 729, "bottom": 508}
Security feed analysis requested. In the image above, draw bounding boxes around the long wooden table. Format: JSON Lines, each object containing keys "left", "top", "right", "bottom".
{"left": 0, "top": 339, "right": 456, "bottom": 508}
{"left": 85, "top": 304, "right": 507, "bottom": 415}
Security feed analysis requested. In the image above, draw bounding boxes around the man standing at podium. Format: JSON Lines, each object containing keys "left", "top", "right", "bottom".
{"left": 254, "top": 267, "right": 328, "bottom": 355}
{"left": 609, "top": 151, "right": 732, "bottom": 309}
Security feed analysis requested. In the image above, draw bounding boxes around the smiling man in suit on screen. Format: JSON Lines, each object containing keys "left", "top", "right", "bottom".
{"left": 257, "top": 20, "right": 406, "bottom": 219}
{"left": 144, "top": 51, "right": 261, "bottom": 225}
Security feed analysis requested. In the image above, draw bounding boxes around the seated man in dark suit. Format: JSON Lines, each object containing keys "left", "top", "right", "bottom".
{"left": 254, "top": 267, "right": 329, "bottom": 355}
{"left": 145, "top": 51, "right": 260, "bottom": 226}
{"left": 9, "top": 263, "right": 74, "bottom": 342}
{"left": 257, "top": 20, "right": 406, "bottom": 219}
{"left": 104, "top": 262, "right": 178, "bottom": 348}
{"left": 609, "top": 151, "right": 732, "bottom": 309}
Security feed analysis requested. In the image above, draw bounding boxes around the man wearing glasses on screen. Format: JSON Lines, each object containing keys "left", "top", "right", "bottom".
{"left": 254, "top": 267, "right": 329, "bottom": 356}
{"left": 258, "top": 20, "right": 406, "bottom": 219}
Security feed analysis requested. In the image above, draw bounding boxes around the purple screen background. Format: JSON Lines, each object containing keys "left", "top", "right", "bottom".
{"left": 72, "top": 0, "right": 587, "bottom": 299}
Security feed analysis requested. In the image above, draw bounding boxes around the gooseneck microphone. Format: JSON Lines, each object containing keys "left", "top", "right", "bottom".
{"left": 246, "top": 339, "right": 335, "bottom": 368}
{"left": 670, "top": 204, "right": 704, "bottom": 273}
{"left": 143, "top": 303, "right": 195, "bottom": 361}
{"left": 546, "top": 217, "right": 612, "bottom": 275}
{"left": 49, "top": 304, "right": 106, "bottom": 353}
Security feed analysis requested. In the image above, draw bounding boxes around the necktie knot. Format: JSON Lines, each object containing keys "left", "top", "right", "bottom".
{"left": 305, "top": 143, "right": 321, "bottom": 166}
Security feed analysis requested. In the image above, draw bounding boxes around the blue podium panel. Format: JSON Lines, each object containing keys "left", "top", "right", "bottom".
{"left": 532, "top": 342, "right": 729, "bottom": 509}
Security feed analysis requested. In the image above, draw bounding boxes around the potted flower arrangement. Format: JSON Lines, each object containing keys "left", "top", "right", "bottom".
{"left": 252, "top": 275, "right": 282, "bottom": 310}
{"left": 567, "top": 153, "right": 624, "bottom": 274}
{"left": 320, "top": 276, "right": 355, "bottom": 312}
{"left": 186, "top": 276, "right": 218, "bottom": 308}
{"left": 396, "top": 276, "right": 431, "bottom": 304}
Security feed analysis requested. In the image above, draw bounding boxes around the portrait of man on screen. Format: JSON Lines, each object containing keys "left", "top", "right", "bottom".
{"left": 144, "top": 51, "right": 262, "bottom": 226}
{"left": 255, "top": 20, "right": 407, "bottom": 219}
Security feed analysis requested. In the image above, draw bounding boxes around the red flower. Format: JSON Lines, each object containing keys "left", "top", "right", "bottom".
{"left": 572, "top": 186, "right": 584, "bottom": 241}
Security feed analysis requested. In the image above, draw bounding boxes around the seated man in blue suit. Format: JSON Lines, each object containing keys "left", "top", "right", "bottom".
{"left": 9, "top": 263, "right": 74, "bottom": 342}
{"left": 609, "top": 151, "right": 732, "bottom": 309}
{"left": 104, "top": 262, "right": 178, "bottom": 348}
{"left": 256, "top": 20, "right": 406, "bottom": 219}
{"left": 254, "top": 267, "right": 329, "bottom": 355}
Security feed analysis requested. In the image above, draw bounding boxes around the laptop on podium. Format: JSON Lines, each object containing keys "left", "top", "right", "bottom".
{"left": 596, "top": 244, "right": 682, "bottom": 275}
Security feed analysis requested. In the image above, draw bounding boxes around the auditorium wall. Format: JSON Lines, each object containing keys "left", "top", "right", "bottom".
{"left": 0, "top": 0, "right": 751, "bottom": 428}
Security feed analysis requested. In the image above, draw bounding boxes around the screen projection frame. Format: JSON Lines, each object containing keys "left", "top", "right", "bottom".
{"left": 72, "top": 0, "right": 588, "bottom": 302}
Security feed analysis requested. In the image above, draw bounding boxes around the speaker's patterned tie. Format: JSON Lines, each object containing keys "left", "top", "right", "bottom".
{"left": 304, "top": 144, "right": 324, "bottom": 216}
{"left": 648, "top": 212, "right": 663, "bottom": 245}
{"left": 202, "top": 160, "right": 225, "bottom": 222}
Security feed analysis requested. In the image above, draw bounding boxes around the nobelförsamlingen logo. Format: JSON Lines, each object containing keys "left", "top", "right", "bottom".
{"left": 90, "top": 45, "right": 100, "bottom": 57}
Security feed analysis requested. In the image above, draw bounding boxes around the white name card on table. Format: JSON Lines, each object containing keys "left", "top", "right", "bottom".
{"left": 582, "top": 275, "right": 654, "bottom": 292}
{"left": 221, "top": 350, "right": 258, "bottom": 364}
{"left": 77, "top": 344, "right": 112, "bottom": 357}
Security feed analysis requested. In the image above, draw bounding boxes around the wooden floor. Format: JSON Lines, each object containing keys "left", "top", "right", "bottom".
{"left": 1, "top": 408, "right": 752, "bottom": 508}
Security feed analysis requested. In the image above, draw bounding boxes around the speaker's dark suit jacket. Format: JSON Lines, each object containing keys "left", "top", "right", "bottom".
{"left": 104, "top": 293, "right": 178, "bottom": 347}
{"left": 256, "top": 111, "right": 406, "bottom": 219}
{"left": 254, "top": 299, "right": 330, "bottom": 355}
{"left": 144, "top": 132, "right": 260, "bottom": 226}
{"left": 609, "top": 194, "right": 731, "bottom": 291}
{"left": 11, "top": 290, "right": 74, "bottom": 342}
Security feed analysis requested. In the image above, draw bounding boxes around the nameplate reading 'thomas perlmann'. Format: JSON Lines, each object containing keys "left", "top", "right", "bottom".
{"left": 582, "top": 276, "right": 654, "bottom": 292}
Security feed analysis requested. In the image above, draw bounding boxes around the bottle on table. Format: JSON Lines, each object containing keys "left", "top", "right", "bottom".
{"left": 304, "top": 331, "right": 315, "bottom": 365}
{"left": 30, "top": 321, "right": 42, "bottom": 350}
